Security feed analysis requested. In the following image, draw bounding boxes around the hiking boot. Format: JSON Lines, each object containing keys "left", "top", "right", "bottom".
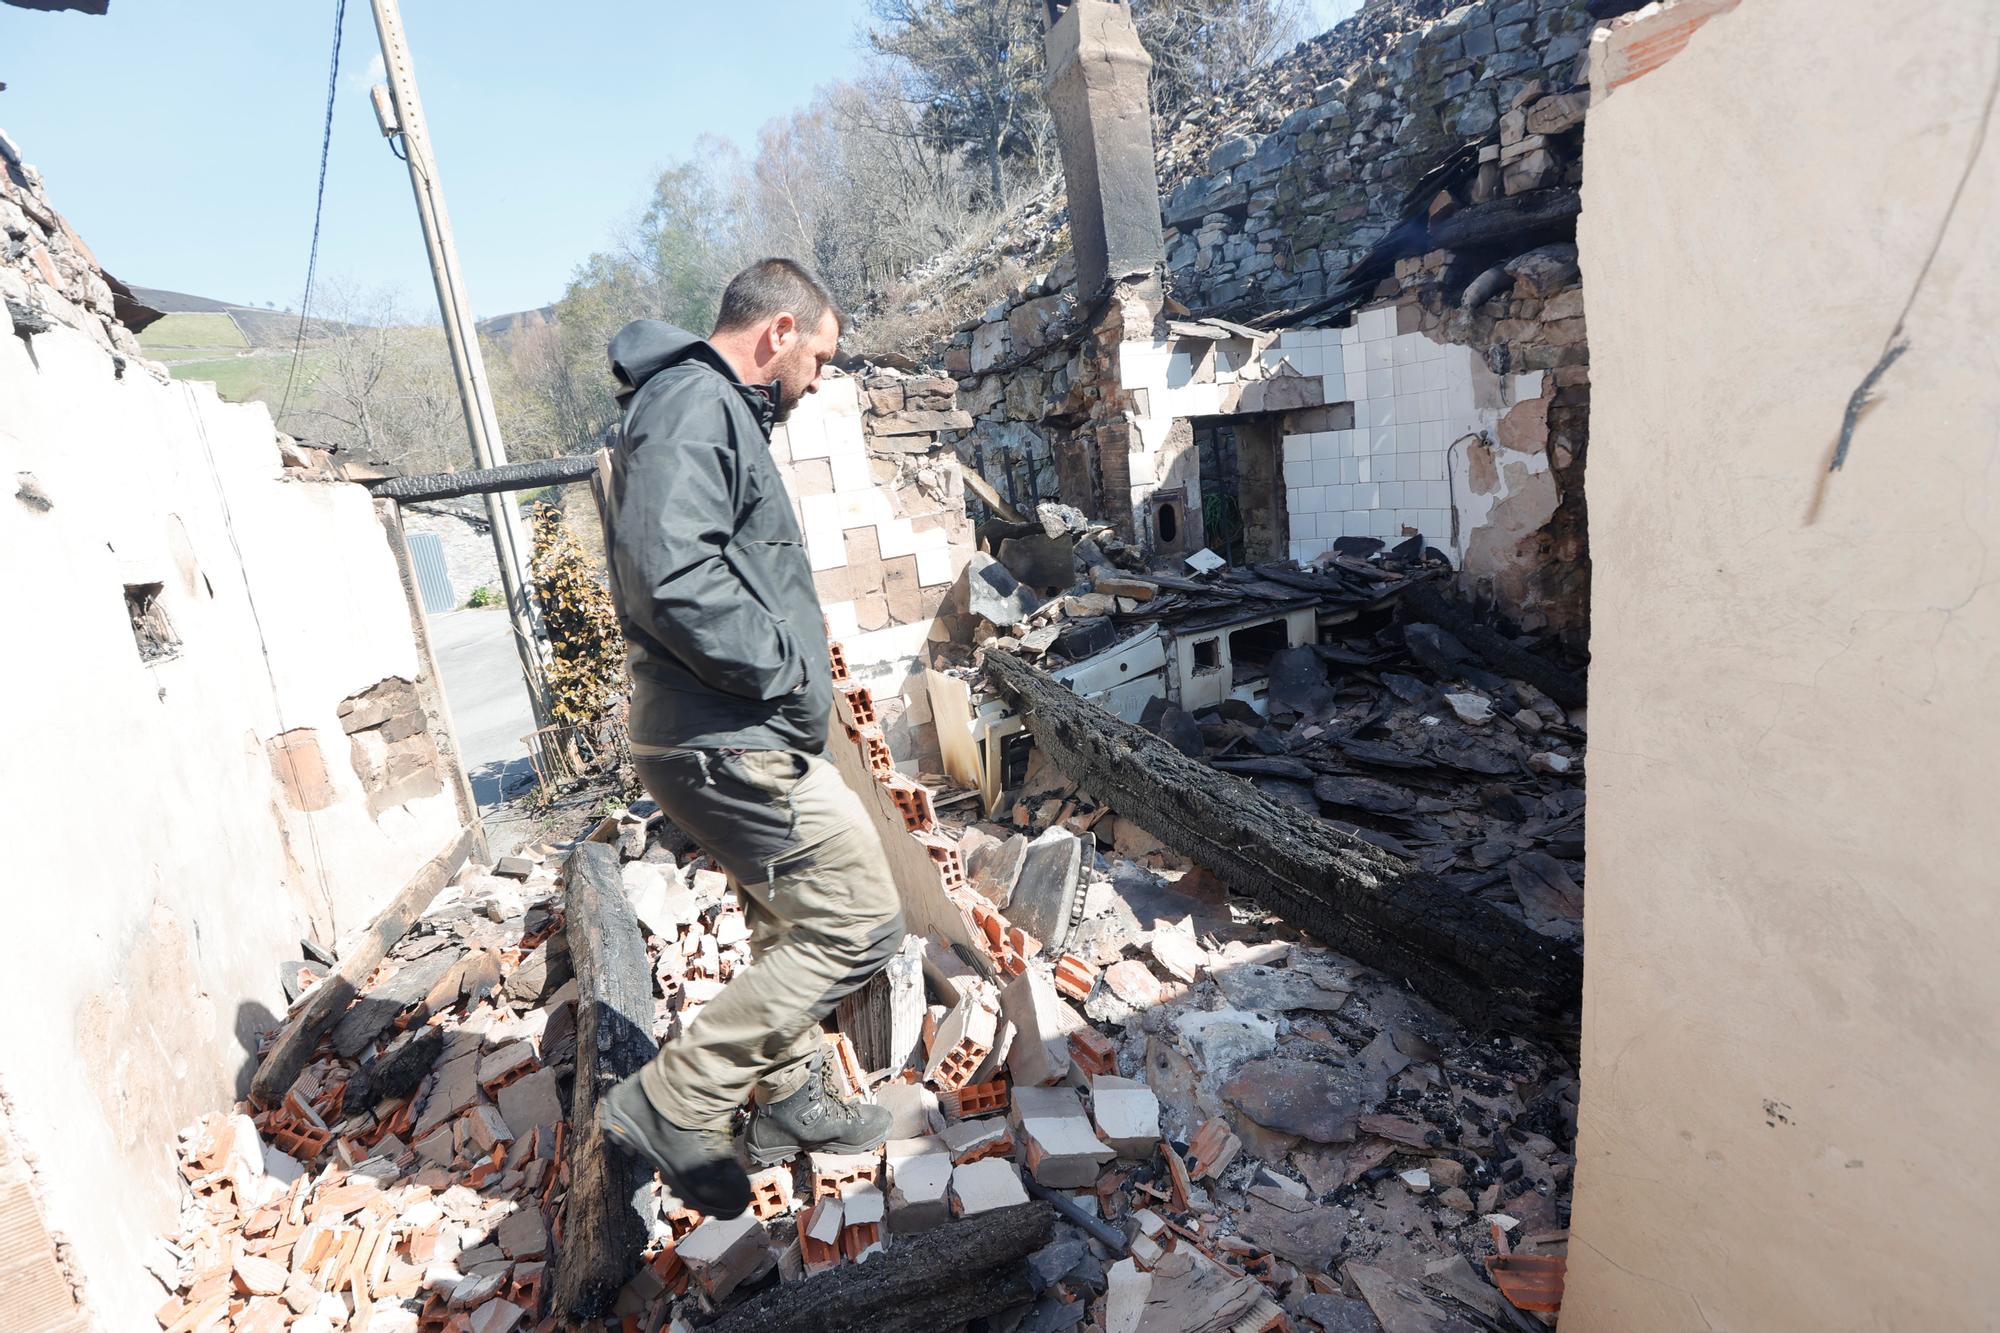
{"left": 744, "top": 1056, "right": 893, "bottom": 1166}
{"left": 599, "top": 1074, "right": 751, "bottom": 1219}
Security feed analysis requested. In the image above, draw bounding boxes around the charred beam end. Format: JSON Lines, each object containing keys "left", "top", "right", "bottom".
{"left": 1399, "top": 584, "right": 1587, "bottom": 710}
{"left": 981, "top": 653, "right": 1582, "bottom": 1049}
{"left": 363, "top": 454, "right": 601, "bottom": 504}
{"left": 552, "top": 840, "right": 659, "bottom": 1321}
{"left": 703, "top": 1201, "right": 1055, "bottom": 1333}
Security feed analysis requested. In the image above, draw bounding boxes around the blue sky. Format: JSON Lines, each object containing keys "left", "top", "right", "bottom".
{"left": 2, "top": 0, "right": 1359, "bottom": 318}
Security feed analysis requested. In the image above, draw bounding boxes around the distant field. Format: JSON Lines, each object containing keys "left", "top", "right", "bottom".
{"left": 138, "top": 312, "right": 248, "bottom": 362}
{"left": 169, "top": 352, "right": 321, "bottom": 405}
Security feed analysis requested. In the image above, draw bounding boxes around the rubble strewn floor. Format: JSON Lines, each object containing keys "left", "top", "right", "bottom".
{"left": 152, "top": 643, "right": 1579, "bottom": 1333}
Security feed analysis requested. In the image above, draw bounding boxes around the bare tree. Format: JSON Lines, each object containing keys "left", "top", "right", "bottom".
{"left": 1134, "top": 0, "right": 1307, "bottom": 119}
{"left": 284, "top": 280, "right": 463, "bottom": 473}
{"left": 867, "top": 0, "right": 1047, "bottom": 206}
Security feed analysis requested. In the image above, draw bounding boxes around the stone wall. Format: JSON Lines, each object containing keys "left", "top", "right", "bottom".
{"left": 923, "top": 0, "right": 1596, "bottom": 637}
{"left": 1, "top": 133, "right": 472, "bottom": 1329}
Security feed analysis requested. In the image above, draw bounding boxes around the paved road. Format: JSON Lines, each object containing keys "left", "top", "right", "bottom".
{"left": 428, "top": 607, "right": 539, "bottom": 825}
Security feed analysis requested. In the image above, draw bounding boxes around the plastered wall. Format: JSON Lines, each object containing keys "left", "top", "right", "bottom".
{"left": 0, "top": 310, "right": 464, "bottom": 1327}
{"left": 1566, "top": 0, "right": 2000, "bottom": 1327}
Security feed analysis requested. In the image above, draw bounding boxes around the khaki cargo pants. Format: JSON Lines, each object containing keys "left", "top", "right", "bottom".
{"left": 631, "top": 748, "right": 904, "bottom": 1129}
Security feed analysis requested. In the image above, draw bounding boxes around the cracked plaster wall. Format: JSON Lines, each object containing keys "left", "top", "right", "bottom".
{"left": 0, "top": 243, "right": 462, "bottom": 1324}
{"left": 1567, "top": 0, "right": 2000, "bottom": 1327}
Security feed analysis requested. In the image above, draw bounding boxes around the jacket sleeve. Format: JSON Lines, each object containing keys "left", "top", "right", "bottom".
{"left": 612, "top": 385, "right": 805, "bottom": 702}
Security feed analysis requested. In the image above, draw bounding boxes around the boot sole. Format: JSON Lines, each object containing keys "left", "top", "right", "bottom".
{"left": 599, "top": 1097, "right": 751, "bottom": 1219}
{"left": 745, "top": 1124, "right": 893, "bottom": 1167}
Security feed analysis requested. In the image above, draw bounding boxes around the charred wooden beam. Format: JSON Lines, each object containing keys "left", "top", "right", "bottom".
{"left": 551, "top": 840, "right": 659, "bottom": 1322}
{"left": 362, "top": 455, "right": 601, "bottom": 504}
{"left": 982, "top": 654, "right": 1581, "bottom": 1047}
{"left": 250, "top": 826, "right": 476, "bottom": 1106}
{"left": 1399, "top": 584, "right": 1587, "bottom": 710}
{"left": 702, "top": 1201, "right": 1055, "bottom": 1333}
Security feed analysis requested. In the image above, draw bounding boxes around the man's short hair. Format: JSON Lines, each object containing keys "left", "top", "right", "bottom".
{"left": 712, "top": 258, "right": 841, "bottom": 338}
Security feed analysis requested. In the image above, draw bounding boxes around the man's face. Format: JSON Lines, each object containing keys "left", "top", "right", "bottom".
{"left": 767, "top": 309, "right": 842, "bottom": 421}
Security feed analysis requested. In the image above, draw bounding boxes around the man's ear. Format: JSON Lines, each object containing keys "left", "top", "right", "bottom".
{"left": 768, "top": 311, "right": 798, "bottom": 351}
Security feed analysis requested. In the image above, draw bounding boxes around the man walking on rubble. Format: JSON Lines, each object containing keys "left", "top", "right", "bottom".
{"left": 595, "top": 259, "right": 901, "bottom": 1220}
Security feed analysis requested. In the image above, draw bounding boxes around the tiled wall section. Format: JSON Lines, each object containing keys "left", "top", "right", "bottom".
{"left": 768, "top": 371, "right": 976, "bottom": 768}
{"left": 1114, "top": 319, "right": 1332, "bottom": 548}
{"left": 1274, "top": 306, "right": 1543, "bottom": 564}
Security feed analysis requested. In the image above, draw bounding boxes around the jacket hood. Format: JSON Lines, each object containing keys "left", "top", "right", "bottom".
{"left": 608, "top": 320, "right": 735, "bottom": 407}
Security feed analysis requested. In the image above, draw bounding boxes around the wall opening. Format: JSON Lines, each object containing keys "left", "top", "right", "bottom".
{"left": 1195, "top": 415, "right": 1288, "bottom": 564}
{"left": 1155, "top": 497, "right": 1181, "bottom": 547}
{"left": 1191, "top": 636, "right": 1221, "bottom": 673}
{"left": 123, "top": 583, "right": 179, "bottom": 663}
{"left": 1226, "top": 619, "right": 1291, "bottom": 679}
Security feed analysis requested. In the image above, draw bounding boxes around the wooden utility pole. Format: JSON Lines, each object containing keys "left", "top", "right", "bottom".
{"left": 366, "top": 0, "right": 551, "bottom": 729}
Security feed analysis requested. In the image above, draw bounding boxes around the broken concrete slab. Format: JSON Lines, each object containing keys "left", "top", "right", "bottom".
{"left": 966, "top": 832, "right": 1028, "bottom": 908}
{"left": 1021, "top": 1115, "right": 1115, "bottom": 1188}
{"left": 1089, "top": 1075, "right": 1160, "bottom": 1158}
{"left": 496, "top": 1066, "right": 563, "bottom": 1138}
{"left": 1007, "top": 827, "right": 1086, "bottom": 953}
{"left": 1171, "top": 1008, "right": 1277, "bottom": 1077}
{"left": 999, "top": 967, "right": 1073, "bottom": 1087}
{"left": 678, "top": 1213, "right": 769, "bottom": 1303}
{"left": 1221, "top": 1056, "right": 1379, "bottom": 1145}
{"left": 951, "top": 1157, "right": 1031, "bottom": 1216}
{"left": 886, "top": 1137, "right": 953, "bottom": 1234}
{"left": 873, "top": 1081, "right": 944, "bottom": 1140}
{"left": 1104, "top": 1257, "right": 1150, "bottom": 1333}
{"left": 1346, "top": 1262, "right": 1483, "bottom": 1333}
{"left": 1210, "top": 962, "right": 1350, "bottom": 1014}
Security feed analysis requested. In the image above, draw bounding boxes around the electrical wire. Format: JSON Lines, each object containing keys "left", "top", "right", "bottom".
{"left": 276, "top": 0, "right": 349, "bottom": 428}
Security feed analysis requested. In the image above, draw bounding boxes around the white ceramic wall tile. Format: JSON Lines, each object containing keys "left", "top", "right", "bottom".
{"left": 826, "top": 420, "right": 867, "bottom": 458}
{"left": 1417, "top": 451, "right": 1446, "bottom": 482}
{"left": 1300, "top": 484, "right": 1325, "bottom": 512}
{"left": 1392, "top": 334, "right": 1420, "bottom": 367}
{"left": 1284, "top": 458, "right": 1313, "bottom": 487}
{"left": 1283, "top": 434, "right": 1310, "bottom": 463}
{"left": 1365, "top": 368, "right": 1394, "bottom": 399}
{"left": 789, "top": 416, "right": 833, "bottom": 461}
{"left": 1312, "top": 458, "right": 1341, "bottom": 486}
{"left": 1341, "top": 457, "right": 1359, "bottom": 484}
{"left": 916, "top": 544, "right": 955, "bottom": 587}
{"left": 1364, "top": 339, "right": 1393, "bottom": 371}
{"left": 1422, "top": 358, "right": 1448, "bottom": 392}
{"left": 1310, "top": 432, "right": 1340, "bottom": 461}
{"left": 1393, "top": 363, "right": 1421, "bottom": 395}
{"left": 822, "top": 599, "right": 860, "bottom": 640}
{"left": 877, "top": 517, "right": 918, "bottom": 560}
{"left": 1396, "top": 424, "right": 1421, "bottom": 453}
{"left": 1339, "top": 323, "right": 1358, "bottom": 343}
{"left": 1421, "top": 420, "right": 1447, "bottom": 451}
{"left": 830, "top": 451, "right": 873, "bottom": 493}
{"left": 1342, "top": 343, "right": 1367, "bottom": 374}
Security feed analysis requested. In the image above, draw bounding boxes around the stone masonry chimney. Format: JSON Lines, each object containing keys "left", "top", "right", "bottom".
{"left": 1042, "top": 0, "right": 1167, "bottom": 296}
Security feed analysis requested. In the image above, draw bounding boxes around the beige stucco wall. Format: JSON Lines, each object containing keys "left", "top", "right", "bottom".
{"left": 1568, "top": 1, "right": 2000, "bottom": 1328}
{"left": 0, "top": 311, "right": 464, "bottom": 1327}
